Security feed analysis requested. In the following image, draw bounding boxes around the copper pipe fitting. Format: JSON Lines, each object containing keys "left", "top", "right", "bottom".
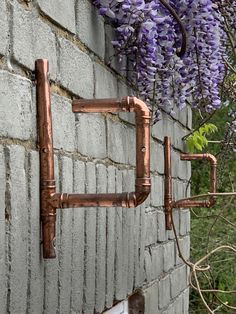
{"left": 163, "top": 136, "right": 217, "bottom": 229}
{"left": 36, "top": 59, "right": 151, "bottom": 258}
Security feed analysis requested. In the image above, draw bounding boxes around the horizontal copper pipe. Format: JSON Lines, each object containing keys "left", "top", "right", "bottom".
{"left": 50, "top": 193, "right": 136, "bottom": 208}
{"left": 36, "top": 60, "right": 151, "bottom": 258}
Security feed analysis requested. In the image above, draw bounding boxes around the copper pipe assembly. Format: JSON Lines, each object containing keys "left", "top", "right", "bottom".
{"left": 164, "top": 136, "right": 217, "bottom": 230}
{"left": 35, "top": 59, "right": 151, "bottom": 258}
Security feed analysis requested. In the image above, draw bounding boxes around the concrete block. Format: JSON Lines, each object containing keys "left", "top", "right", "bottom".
{"left": 83, "top": 162, "right": 97, "bottom": 313}
{"left": 151, "top": 175, "right": 164, "bottom": 207}
{"left": 173, "top": 123, "right": 187, "bottom": 151}
{"left": 121, "top": 213, "right": 129, "bottom": 301}
{"left": 75, "top": 113, "right": 106, "bottom": 158}
{"left": 122, "top": 170, "right": 135, "bottom": 293}
{"left": 179, "top": 210, "right": 190, "bottom": 236}
{"left": 175, "top": 236, "right": 190, "bottom": 266}
{"left": 94, "top": 63, "right": 118, "bottom": 98}
{"left": 163, "top": 113, "right": 174, "bottom": 141}
{"left": 187, "top": 105, "right": 192, "bottom": 129}
{"left": 163, "top": 241, "right": 175, "bottom": 272}
{"left": 7, "top": 146, "right": 28, "bottom": 313}
{"left": 0, "top": 147, "right": 6, "bottom": 313}
{"left": 144, "top": 282, "right": 159, "bottom": 314}
{"left": 58, "top": 157, "right": 73, "bottom": 314}
{"left": 172, "top": 179, "right": 187, "bottom": 202}
{"left": 0, "top": 0, "right": 8, "bottom": 56}
{"left": 76, "top": 0, "right": 105, "bottom": 58}
{"left": 178, "top": 159, "right": 191, "bottom": 181}
{"left": 12, "top": 3, "right": 57, "bottom": 79}
{"left": 105, "top": 23, "right": 127, "bottom": 75}
{"left": 150, "top": 140, "right": 164, "bottom": 174}
{"left": 123, "top": 169, "right": 135, "bottom": 193}
{"left": 59, "top": 38, "right": 93, "bottom": 98}
{"left": 177, "top": 106, "right": 188, "bottom": 127}
{"left": 118, "top": 81, "right": 135, "bottom": 125}
{"left": 170, "top": 265, "right": 187, "bottom": 299}
{"left": 139, "top": 203, "right": 146, "bottom": 284}
{"left": 171, "top": 150, "right": 179, "bottom": 178}
{"left": 51, "top": 94, "right": 75, "bottom": 152}
{"left": 107, "top": 118, "right": 135, "bottom": 165}
{"left": 182, "top": 288, "right": 189, "bottom": 314}
{"left": 162, "top": 304, "right": 175, "bottom": 314}
{"left": 27, "top": 152, "right": 44, "bottom": 314}
{"left": 159, "top": 275, "right": 171, "bottom": 309}
{"left": 173, "top": 295, "right": 183, "bottom": 314}
{"left": 114, "top": 169, "right": 125, "bottom": 301}
{"left": 151, "top": 111, "right": 164, "bottom": 142}
{"left": 0, "top": 71, "right": 34, "bottom": 140}
{"left": 71, "top": 160, "right": 85, "bottom": 313}
{"left": 157, "top": 211, "right": 168, "bottom": 242}
{"left": 151, "top": 245, "right": 164, "bottom": 279}
{"left": 95, "top": 164, "right": 107, "bottom": 313}
{"left": 145, "top": 211, "right": 157, "bottom": 246}
{"left": 168, "top": 210, "right": 180, "bottom": 240}
{"left": 106, "top": 165, "right": 116, "bottom": 308}
{"left": 144, "top": 250, "right": 152, "bottom": 282}
{"left": 133, "top": 206, "right": 142, "bottom": 287}
{"left": 127, "top": 207, "right": 135, "bottom": 293}
{"left": 38, "top": 0, "right": 76, "bottom": 33}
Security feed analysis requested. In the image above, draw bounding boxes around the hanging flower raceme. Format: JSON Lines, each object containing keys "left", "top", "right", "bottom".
{"left": 94, "top": 0, "right": 227, "bottom": 120}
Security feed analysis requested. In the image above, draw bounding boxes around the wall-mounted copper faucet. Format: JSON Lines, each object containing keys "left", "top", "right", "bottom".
{"left": 35, "top": 59, "right": 151, "bottom": 258}
{"left": 164, "top": 136, "right": 217, "bottom": 230}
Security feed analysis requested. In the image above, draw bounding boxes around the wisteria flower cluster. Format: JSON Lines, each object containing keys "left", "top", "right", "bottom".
{"left": 94, "top": 0, "right": 227, "bottom": 120}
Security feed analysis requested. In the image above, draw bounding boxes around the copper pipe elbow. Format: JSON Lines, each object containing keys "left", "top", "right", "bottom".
{"left": 164, "top": 136, "right": 217, "bottom": 229}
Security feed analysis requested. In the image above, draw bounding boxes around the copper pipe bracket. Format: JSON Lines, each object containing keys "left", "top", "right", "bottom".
{"left": 36, "top": 59, "right": 151, "bottom": 258}
{"left": 164, "top": 136, "right": 217, "bottom": 230}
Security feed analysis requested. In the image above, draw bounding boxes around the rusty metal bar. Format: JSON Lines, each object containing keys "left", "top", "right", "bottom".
{"left": 35, "top": 59, "right": 56, "bottom": 258}
{"left": 36, "top": 59, "right": 151, "bottom": 258}
{"left": 163, "top": 136, "right": 217, "bottom": 229}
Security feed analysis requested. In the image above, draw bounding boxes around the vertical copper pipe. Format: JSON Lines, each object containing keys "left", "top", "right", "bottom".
{"left": 131, "top": 98, "right": 151, "bottom": 205}
{"left": 164, "top": 136, "right": 172, "bottom": 229}
{"left": 36, "top": 59, "right": 56, "bottom": 259}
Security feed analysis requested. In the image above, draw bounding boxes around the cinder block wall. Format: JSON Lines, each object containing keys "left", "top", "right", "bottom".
{"left": 0, "top": 1, "right": 192, "bottom": 313}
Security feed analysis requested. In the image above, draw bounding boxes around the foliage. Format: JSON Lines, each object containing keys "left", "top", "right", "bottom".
{"left": 189, "top": 102, "right": 236, "bottom": 313}
{"left": 185, "top": 123, "right": 218, "bottom": 152}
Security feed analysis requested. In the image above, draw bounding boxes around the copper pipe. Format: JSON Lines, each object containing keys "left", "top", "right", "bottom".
{"left": 173, "top": 153, "right": 217, "bottom": 208}
{"left": 163, "top": 136, "right": 217, "bottom": 229}
{"left": 164, "top": 136, "right": 172, "bottom": 229}
{"left": 72, "top": 97, "right": 151, "bottom": 207}
{"left": 36, "top": 59, "right": 56, "bottom": 258}
{"left": 36, "top": 60, "right": 151, "bottom": 258}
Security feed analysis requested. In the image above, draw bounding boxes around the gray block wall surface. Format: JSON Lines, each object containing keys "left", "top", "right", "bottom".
{"left": 0, "top": 1, "right": 191, "bottom": 313}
